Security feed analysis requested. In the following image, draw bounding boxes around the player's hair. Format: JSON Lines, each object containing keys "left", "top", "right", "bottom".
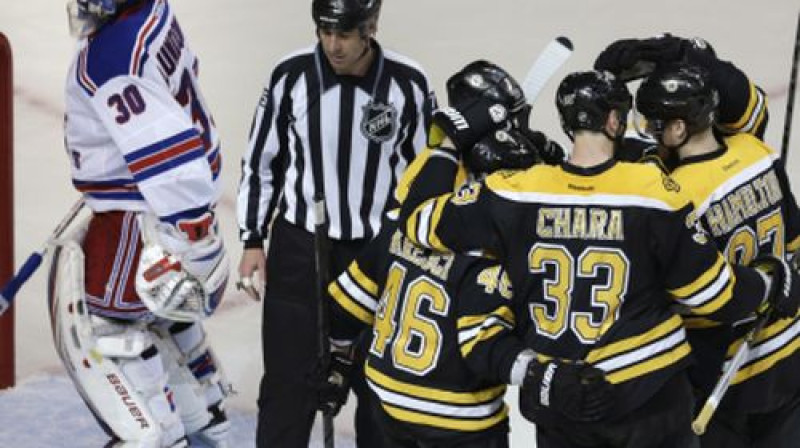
{"left": 555, "top": 70, "right": 632, "bottom": 141}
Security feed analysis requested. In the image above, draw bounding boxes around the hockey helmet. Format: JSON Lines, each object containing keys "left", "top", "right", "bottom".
{"left": 312, "top": 0, "right": 381, "bottom": 32}
{"left": 635, "top": 63, "right": 719, "bottom": 138}
{"left": 555, "top": 70, "right": 632, "bottom": 141}
{"left": 446, "top": 60, "right": 527, "bottom": 115}
{"left": 67, "top": 0, "right": 133, "bottom": 37}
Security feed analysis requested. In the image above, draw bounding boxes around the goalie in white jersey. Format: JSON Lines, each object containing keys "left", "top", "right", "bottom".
{"left": 53, "top": 0, "right": 232, "bottom": 446}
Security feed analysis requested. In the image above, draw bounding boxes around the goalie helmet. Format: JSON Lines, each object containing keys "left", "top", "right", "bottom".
{"left": 556, "top": 70, "right": 632, "bottom": 141}
{"left": 635, "top": 63, "right": 719, "bottom": 138}
{"left": 312, "top": 0, "right": 381, "bottom": 32}
{"left": 446, "top": 60, "right": 527, "bottom": 115}
{"left": 67, "top": 0, "right": 134, "bottom": 37}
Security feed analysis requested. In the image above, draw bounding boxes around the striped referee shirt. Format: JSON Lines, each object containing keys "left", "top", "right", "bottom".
{"left": 238, "top": 41, "right": 435, "bottom": 246}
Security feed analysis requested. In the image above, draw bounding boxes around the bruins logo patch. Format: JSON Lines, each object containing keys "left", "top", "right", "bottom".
{"left": 661, "top": 172, "right": 681, "bottom": 192}
{"left": 452, "top": 182, "right": 481, "bottom": 205}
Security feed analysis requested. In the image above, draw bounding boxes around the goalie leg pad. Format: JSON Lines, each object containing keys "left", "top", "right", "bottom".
{"left": 48, "top": 236, "right": 187, "bottom": 447}
{"left": 151, "top": 321, "right": 232, "bottom": 445}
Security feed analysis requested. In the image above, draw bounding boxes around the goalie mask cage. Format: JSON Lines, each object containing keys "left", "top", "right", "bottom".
{"left": 0, "top": 32, "right": 15, "bottom": 389}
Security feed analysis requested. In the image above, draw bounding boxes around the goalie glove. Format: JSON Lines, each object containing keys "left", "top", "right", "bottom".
{"left": 135, "top": 212, "right": 230, "bottom": 322}
{"left": 519, "top": 359, "right": 614, "bottom": 422}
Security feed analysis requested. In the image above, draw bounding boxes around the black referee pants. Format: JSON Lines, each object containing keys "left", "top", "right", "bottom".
{"left": 256, "top": 218, "right": 381, "bottom": 447}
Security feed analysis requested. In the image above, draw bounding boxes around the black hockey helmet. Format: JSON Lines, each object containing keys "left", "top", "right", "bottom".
{"left": 464, "top": 128, "right": 539, "bottom": 177}
{"left": 446, "top": 60, "right": 527, "bottom": 115}
{"left": 312, "top": 0, "right": 381, "bottom": 32}
{"left": 635, "top": 63, "right": 719, "bottom": 138}
{"left": 555, "top": 70, "right": 632, "bottom": 141}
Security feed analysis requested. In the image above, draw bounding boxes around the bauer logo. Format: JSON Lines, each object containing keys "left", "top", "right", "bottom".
{"left": 361, "top": 100, "right": 398, "bottom": 143}
{"left": 106, "top": 373, "right": 151, "bottom": 429}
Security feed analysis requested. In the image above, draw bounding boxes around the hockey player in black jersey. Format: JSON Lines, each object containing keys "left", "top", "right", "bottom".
{"left": 397, "top": 68, "right": 800, "bottom": 448}
{"left": 325, "top": 61, "right": 548, "bottom": 447}
{"left": 636, "top": 63, "right": 800, "bottom": 448}
{"left": 594, "top": 34, "right": 769, "bottom": 170}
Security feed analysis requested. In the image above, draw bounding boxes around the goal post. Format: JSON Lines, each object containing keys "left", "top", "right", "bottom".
{"left": 0, "top": 31, "right": 15, "bottom": 389}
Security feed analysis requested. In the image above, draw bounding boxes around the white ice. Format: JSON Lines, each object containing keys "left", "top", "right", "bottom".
{"left": 2, "top": 1, "right": 799, "bottom": 446}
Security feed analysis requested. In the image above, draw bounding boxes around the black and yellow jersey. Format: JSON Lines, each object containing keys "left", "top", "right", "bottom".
{"left": 672, "top": 133, "right": 800, "bottom": 413}
{"left": 708, "top": 59, "right": 769, "bottom": 138}
{"left": 399, "top": 155, "right": 773, "bottom": 418}
{"left": 328, "top": 215, "right": 526, "bottom": 440}
{"left": 617, "top": 55, "right": 768, "bottom": 167}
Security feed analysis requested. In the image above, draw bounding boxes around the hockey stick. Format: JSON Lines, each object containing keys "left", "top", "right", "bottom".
{"left": 780, "top": 10, "right": 800, "bottom": 165}
{"left": 521, "top": 36, "right": 574, "bottom": 105}
{"left": 313, "top": 194, "right": 335, "bottom": 448}
{"left": 0, "top": 198, "right": 85, "bottom": 317}
{"left": 691, "top": 314, "right": 770, "bottom": 435}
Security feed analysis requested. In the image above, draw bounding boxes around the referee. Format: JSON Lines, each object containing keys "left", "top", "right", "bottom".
{"left": 236, "top": 0, "right": 434, "bottom": 446}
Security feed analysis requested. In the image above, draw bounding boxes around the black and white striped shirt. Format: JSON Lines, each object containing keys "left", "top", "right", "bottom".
{"left": 238, "top": 41, "right": 434, "bottom": 246}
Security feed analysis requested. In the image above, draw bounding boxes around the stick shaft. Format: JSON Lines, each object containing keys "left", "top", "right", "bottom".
{"left": 0, "top": 198, "right": 84, "bottom": 316}
{"left": 781, "top": 11, "right": 800, "bottom": 165}
{"left": 313, "top": 195, "right": 335, "bottom": 448}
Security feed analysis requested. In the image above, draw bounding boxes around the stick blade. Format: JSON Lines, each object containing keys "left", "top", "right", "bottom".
{"left": 521, "top": 36, "right": 574, "bottom": 104}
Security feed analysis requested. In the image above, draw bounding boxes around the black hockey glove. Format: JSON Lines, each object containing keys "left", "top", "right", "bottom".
{"left": 518, "top": 128, "right": 566, "bottom": 165}
{"left": 430, "top": 95, "right": 511, "bottom": 155}
{"left": 519, "top": 359, "right": 614, "bottom": 422}
{"left": 314, "top": 347, "right": 354, "bottom": 417}
{"left": 595, "top": 34, "right": 711, "bottom": 81}
{"left": 464, "top": 128, "right": 539, "bottom": 176}
{"left": 752, "top": 255, "right": 800, "bottom": 320}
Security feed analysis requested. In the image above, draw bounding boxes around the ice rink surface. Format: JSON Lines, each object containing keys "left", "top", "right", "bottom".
{"left": 1, "top": 1, "right": 799, "bottom": 446}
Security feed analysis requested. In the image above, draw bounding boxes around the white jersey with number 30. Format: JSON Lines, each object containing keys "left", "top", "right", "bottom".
{"left": 64, "top": 0, "right": 221, "bottom": 225}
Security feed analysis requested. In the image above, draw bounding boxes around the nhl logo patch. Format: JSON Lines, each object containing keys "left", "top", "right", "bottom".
{"left": 361, "top": 101, "right": 398, "bottom": 143}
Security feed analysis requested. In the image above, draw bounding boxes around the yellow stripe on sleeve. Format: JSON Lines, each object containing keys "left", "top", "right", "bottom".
{"left": 669, "top": 255, "right": 726, "bottom": 299}
{"left": 328, "top": 282, "right": 374, "bottom": 325}
{"left": 349, "top": 262, "right": 378, "bottom": 296}
{"left": 381, "top": 403, "right": 508, "bottom": 432}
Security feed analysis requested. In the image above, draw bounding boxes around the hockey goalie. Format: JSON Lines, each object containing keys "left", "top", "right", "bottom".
{"left": 49, "top": 0, "right": 234, "bottom": 446}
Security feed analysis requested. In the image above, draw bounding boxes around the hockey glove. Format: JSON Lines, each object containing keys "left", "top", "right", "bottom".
{"left": 430, "top": 96, "right": 511, "bottom": 154}
{"left": 315, "top": 343, "right": 354, "bottom": 417}
{"left": 464, "top": 128, "right": 539, "bottom": 177}
{"left": 595, "top": 34, "right": 711, "bottom": 81}
{"left": 519, "top": 359, "right": 614, "bottom": 422}
{"left": 518, "top": 127, "right": 566, "bottom": 165}
{"left": 752, "top": 255, "right": 800, "bottom": 320}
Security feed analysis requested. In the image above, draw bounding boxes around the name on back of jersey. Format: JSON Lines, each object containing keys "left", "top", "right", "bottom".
{"left": 537, "top": 207, "right": 624, "bottom": 241}
{"left": 389, "top": 229, "right": 454, "bottom": 280}
{"left": 704, "top": 169, "right": 783, "bottom": 237}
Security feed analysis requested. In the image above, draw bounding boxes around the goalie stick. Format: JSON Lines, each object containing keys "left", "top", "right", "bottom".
{"left": 0, "top": 198, "right": 85, "bottom": 317}
{"left": 780, "top": 10, "right": 800, "bottom": 166}
{"left": 521, "top": 36, "right": 574, "bottom": 105}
